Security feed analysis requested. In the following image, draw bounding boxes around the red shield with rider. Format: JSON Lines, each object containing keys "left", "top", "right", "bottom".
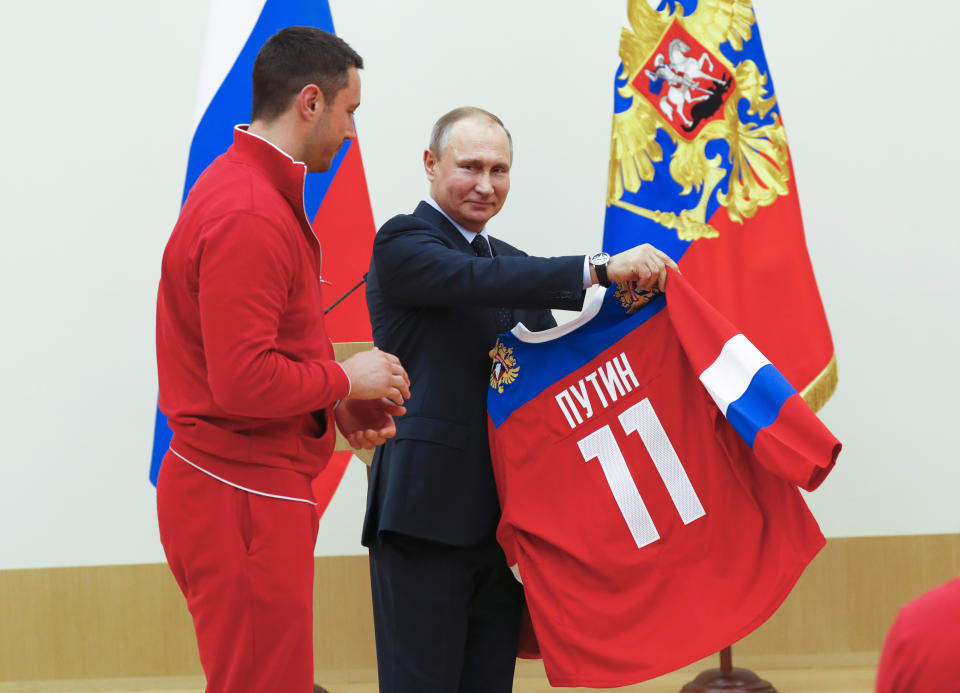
{"left": 632, "top": 21, "right": 735, "bottom": 140}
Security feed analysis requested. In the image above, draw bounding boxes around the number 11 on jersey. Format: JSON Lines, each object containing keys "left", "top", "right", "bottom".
{"left": 577, "top": 398, "right": 706, "bottom": 549}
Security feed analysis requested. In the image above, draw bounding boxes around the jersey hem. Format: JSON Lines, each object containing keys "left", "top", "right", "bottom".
{"left": 537, "top": 534, "right": 827, "bottom": 687}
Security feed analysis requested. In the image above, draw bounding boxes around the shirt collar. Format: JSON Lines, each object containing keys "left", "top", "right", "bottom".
{"left": 425, "top": 196, "right": 489, "bottom": 246}
{"left": 230, "top": 125, "right": 312, "bottom": 231}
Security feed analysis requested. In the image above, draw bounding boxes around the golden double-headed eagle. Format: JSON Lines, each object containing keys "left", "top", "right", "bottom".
{"left": 609, "top": 0, "right": 791, "bottom": 241}
{"left": 490, "top": 341, "right": 520, "bottom": 394}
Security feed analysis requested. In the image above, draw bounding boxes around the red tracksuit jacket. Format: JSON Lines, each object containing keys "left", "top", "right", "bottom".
{"left": 156, "top": 127, "right": 350, "bottom": 502}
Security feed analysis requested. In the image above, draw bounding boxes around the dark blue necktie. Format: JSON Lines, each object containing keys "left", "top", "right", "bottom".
{"left": 470, "top": 235, "right": 515, "bottom": 334}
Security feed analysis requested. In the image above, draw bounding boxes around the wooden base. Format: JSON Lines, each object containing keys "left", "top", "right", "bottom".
{"left": 680, "top": 647, "right": 776, "bottom": 692}
{"left": 680, "top": 667, "right": 777, "bottom": 692}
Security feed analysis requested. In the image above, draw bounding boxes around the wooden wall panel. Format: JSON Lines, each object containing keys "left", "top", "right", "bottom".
{"left": 313, "top": 556, "right": 376, "bottom": 671}
{"left": 1, "top": 535, "right": 957, "bottom": 682}
{"left": 0, "top": 564, "right": 200, "bottom": 681}
{"left": 736, "top": 534, "right": 960, "bottom": 657}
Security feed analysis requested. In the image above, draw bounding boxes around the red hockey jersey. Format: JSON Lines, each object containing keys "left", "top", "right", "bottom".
{"left": 486, "top": 270, "right": 840, "bottom": 687}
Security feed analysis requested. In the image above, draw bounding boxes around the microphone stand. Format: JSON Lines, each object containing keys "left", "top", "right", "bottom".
{"left": 325, "top": 273, "right": 368, "bottom": 314}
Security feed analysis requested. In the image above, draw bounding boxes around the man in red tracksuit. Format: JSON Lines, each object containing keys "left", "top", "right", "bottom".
{"left": 876, "top": 576, "right": 960, "bottom": 693}
{"left": 155, "top": 27, "right": 410, "bottom": 692}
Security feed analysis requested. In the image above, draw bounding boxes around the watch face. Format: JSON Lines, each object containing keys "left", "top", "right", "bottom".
{"left": 591, "top": 252, "right": 610, "bottom": 265}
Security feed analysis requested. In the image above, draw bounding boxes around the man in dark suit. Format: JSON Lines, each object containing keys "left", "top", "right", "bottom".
{"left": 363, "top": 106, "right": 676, "bottom": 692}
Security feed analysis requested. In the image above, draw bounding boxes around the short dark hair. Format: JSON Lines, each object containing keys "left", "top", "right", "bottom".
{"left": 429, "top": 106, "right": 513, "bottom": 161}
{"left": 251, "top": 26, "right": 363, "bottom": 122}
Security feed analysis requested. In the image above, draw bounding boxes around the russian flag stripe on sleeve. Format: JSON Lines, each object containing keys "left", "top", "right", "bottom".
{"left": 690, "top": 299, "right": 798, "bottom": 448}
{"left": 699, "top": 334, "right": 771, "bottom": 415}
{"left": 725, "top": 364, "right": 796, "bottom": 448}
{"left": 666, "top": 269, "right": 839, "bottom": 490}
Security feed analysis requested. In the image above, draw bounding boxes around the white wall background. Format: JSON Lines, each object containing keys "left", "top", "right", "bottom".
{"left": 0, "top": 1, "right": 957, "bottom": 570}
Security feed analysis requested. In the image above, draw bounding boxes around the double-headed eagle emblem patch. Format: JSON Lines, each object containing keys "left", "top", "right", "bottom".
{"left": 610, "top": 0, "right": 790, "bottom": 241}
{"left": 490, "top": 340, "right": 520, "bottom": 394}
{"left": 614, "top": 282, "right": 660, "bottom": 315}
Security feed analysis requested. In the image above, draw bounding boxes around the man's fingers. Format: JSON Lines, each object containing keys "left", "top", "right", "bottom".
{"left": 350, "top": 429, "right": 385, "bottom": 450}
{"left": 650, "top": 245, "right": 674, "bottom": 265}
{"left": 346, "top": 432, "right": 372, "bottom": 450}
{"left": 376, "top": 422, "right": 397, "bottom": 440}
{"left": 650, "top": 246, "right": 678, "bottom": 272}
{"left": 362, "top": 431, "right": 386, "bottom": 447}
{"left": 604, "top": 244, "right": 673, "bottom": 290}
{"left": 380, "top": 400, "right": 407, "bottom": 417}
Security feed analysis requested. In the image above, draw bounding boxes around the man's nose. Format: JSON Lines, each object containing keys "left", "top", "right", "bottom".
{"left": 475, "top": 172, "right": 493, "bottom": 194}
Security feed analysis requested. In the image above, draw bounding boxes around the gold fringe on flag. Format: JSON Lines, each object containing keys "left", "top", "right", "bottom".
{"left": 800, "top": 353, "right": 838, "bottom": 413}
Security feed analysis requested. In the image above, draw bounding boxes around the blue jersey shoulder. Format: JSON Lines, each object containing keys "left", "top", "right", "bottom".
{"left": 488, "top": 285, "right": 665, "bottom": 428}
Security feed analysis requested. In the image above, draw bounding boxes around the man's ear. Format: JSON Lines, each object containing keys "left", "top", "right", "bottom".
{"left": 298, "top": 84, "right": 325, "bottom": 119}
{"left": 423, "top": 149, "right": 438, "bottom": 181}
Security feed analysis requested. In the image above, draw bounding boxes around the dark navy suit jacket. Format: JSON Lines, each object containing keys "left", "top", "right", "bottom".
{"left": 362, "top": 202, "right": 586, "bottom": 547}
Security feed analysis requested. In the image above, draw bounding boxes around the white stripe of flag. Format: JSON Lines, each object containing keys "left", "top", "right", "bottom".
{"left": 191, "top": 0, "right": 268, "bottom": 131}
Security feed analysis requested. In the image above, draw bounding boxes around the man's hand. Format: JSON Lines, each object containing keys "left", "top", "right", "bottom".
{"left": 606, "top": 244, "right": 678, "bottom": 292}
{"left": 335, "top": 397, "right": 406, "bottom": 450}
{"left": 339, "top": 347, "right": 411, "bottom": 404}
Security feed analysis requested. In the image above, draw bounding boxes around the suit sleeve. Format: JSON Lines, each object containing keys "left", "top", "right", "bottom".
{"left": 373, "top": 218, "right": 585, "bottom": 311}
{"left": 532, "top": 309, "right": 558, "bottom": 332}
{"left": 196, "top": 211, "right": 350, "bottom": 418}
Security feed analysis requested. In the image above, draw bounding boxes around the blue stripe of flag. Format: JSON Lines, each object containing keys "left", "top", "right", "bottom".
{"left": 725, "top": 363, "right": 796, "bottom": 448}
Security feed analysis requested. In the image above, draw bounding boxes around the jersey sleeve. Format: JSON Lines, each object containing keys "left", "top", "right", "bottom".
{"left": 665, "top": 269, "right": 840, "bottom": 490}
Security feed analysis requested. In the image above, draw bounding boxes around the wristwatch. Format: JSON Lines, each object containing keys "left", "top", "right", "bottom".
{"left": 590, "top": 252, "right": 611, "bottom": 288}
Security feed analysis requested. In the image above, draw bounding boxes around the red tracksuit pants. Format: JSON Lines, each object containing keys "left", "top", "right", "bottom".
{"left": 157, "top": 452, "right": 319, "bottom": 692}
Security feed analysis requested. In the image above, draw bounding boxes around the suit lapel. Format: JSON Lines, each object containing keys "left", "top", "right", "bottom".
{"left": 413, "top": 202, "right": 516, "bottom": 332}
{"left": 413, "top": 201, "right": 474, "bottom": 254}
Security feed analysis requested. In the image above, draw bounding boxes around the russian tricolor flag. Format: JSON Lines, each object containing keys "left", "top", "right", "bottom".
{"left": 666, "top": 269, "right": 840, "bottom": 492}
{"left": 150, "top": 0, "right": 374, "bottom": 515}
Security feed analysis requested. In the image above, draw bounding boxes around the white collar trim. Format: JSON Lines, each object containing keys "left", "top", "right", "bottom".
{"left": 511, "top": 286, "right": 608, "bottom": 344}
{"left": 234, "top": 124, "right": 307, "bottom": 169}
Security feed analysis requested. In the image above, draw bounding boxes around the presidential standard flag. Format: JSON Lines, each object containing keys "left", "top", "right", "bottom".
{"left": 604, "top": 0, "right": 836, "bottom": 410}
{"left": 150, "top": 0, "right": 376, "bottom": 513}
